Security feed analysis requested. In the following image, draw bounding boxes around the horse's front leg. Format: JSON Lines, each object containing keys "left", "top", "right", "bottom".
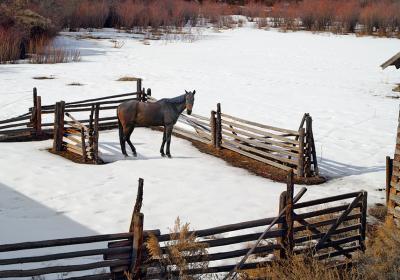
{"left": 165, "top": 125, "right": 174, "bottom": 158}
{"left": 160, "top": 126, "right": 167, "bottom": 157}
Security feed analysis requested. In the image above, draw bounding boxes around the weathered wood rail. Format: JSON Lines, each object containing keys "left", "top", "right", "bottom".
{"left": 0, "top": 176, "right": 367, "bottom": 279}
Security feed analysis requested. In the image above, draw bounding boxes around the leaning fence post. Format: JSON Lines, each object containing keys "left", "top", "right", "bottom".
{"left": 31, "top": 87, "right": 37, "bottom": 130}
{"left": 277, "top": 191, "right": 288, "bottom": 259}
{"left": 130, "top": 178, "right": 144, "bottom": 280}
{"left": 210, "top": 110, "right": 217, "bottom": 147}
{"left": 52, "top": 101, "right": 65, "bottom": 152}
{"left": 297, "top": 128, "right": 305, "bottom": 177}
{"left": 216, "top": 103, "right": 222, "bottom": 149}
{"left": 286, "top": 170, "right": 294, "bottom": 255}
{"left": 88, "top": 105, "right": 95, "bottom": 160}
{"left": 386, "top": 156, "right": 393, "bottom": 205}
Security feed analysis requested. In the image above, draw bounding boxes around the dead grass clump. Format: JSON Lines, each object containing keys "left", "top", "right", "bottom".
{"left": 146, "top": 217, "right": 209, "bottom": 279}
{"left": 240, "top": 253, "right": 358, "bottom": 280}
{"left": 368, "top": 203, "right": 387, "bottom": 222}
{"left": 67, "top": 82, "right": 84, "bottom": 86}
{"left": 117, "top": 76, "right": 139, "bottom": 81}
{"left": 357, "top": 221, "right": 400, "bottom": 279}
{"left": 33, "top": 76, "right": 55, "bottom": 80}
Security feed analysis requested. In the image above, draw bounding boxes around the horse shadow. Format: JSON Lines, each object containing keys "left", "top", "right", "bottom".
{"left": 318, "top": 158, "right": 385, "bottom": 179}
{"left": 98, "top": 141, "right": 197, "bottom": 162}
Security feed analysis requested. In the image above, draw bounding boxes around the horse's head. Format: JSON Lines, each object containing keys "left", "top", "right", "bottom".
{"left": 185, "top": 90, "right": 195, "bottom": 115}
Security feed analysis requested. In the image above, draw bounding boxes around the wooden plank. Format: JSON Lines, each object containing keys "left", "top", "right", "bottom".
{"left": 221, "top": 123, "right": 299, "bottom": 151}
{"left": 221, "top": 113, "right": 299, "bottom": 135}
{"left": 295, "top": 203, "right": 361, "bottom": 220}
{"left": 387, "top": 156, "right": 393, "bottom": 204}
{"left": 0, "top": 115, "right": 31, "bottom": 125}
{"left": 221, "top": 118, "right": 299, "bottom": 145}
{"left": 294, "top": 224, "right": 361, "bottom": 244}
{"left": 0, "top": 122, "right": 30, "bottom": 130}
{"left": 221, "top": 141, "right": 295, "bottom": 173}
{"left": 297, "top": 128, "right": 305, "bottom": 177}
{"left": 65, "top": 112, "right": 89, "bottom": 131}
{"left": 66, "top": 92, "right": 138, "bottom": 106}
{"left": 294, "top": 213, "right": 361, "bottom": 232}
{"left": 286, "top": 171, "right": 294, "bottom": 254}
{"left": 172, "top": 127, "right": 211, "bottom": 145}
{"left": 222, "top": 138, "right": 298, "bottom": 166}
{"left": 316, "top": 245, "right": 361, "bottom": 260}
{"left": 0, "top": 233, "right": 133, "bottom": 252}
{"left": 157, "top": 216, "right": 283, "bottom": 242}
{"left": 294, "top": 192, "right": 361, "bottom": 209}
{"left": 188, "top": 113, "right": 209, "bottom": 121}
{"left": 221, "top": 129, "right": 299, "bottom": 158}
{"left": 0, "top": 246, "right": 131, "bottom": 265}
{"left": 0, "top": 259, "right": 129, "bottom": 278}
{"left": 62, "top": 273, "right": 113, "bottom": 280}
{"left": 314, "top": 194, "right": 363, "bottom": 251}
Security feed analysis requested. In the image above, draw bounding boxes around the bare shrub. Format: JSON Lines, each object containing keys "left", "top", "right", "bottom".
{"left": 28, "top": 38, "right": 81, "bottom": 64}
{"left": 70, "top": 0, "right": 109, "bottom": 29}
{"left": 0, "top": 27, "right": 23, "bottom": 63}
{"left": 146, "top": 217, "right": 209, "bottom": 279}
{"left": 334, "top": 0, "right": 361, "bottom": 34}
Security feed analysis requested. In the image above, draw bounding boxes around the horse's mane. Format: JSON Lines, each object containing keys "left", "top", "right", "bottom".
{"left": 161, "top": 94, "right": 186, "bottom": 104}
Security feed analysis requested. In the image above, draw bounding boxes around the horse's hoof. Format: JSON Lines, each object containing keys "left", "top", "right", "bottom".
{"left": 161, "top": 153, "right": 166, "bottom": 157}
{"left": 133, "top": 152, "right": 137, "bottom": 157}
{"left": 166, "top": 154, "right": 172, "bottom": 158}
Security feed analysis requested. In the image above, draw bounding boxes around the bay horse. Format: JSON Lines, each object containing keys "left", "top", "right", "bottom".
{"left": 117, "top": 90, "right": 196, "bottom": 158}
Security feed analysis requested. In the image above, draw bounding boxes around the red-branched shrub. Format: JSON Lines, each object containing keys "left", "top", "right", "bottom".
{"left": 70, "top": 0, "right": 109, "bottom": 29}
{"left": 0, "top": 27, "right": 24, "bottom": 63}
{"left": 334, "top": 0, "right": 360, "bottom": 33}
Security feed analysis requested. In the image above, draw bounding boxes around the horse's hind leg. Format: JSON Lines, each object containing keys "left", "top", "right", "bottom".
{"left": 126, "top": 125, "right": 137, "bottom": 157}
{"left": 160, "top": 127, "right": 167, "bottom": 157}
{"left": 118, "top": 118, "right": 128, "bottom": 156}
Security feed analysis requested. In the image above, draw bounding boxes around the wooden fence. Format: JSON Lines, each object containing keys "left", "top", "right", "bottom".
{"left": 0, "top": 83, "right": 319, "bottom": 177}
{"left": 0, "top": 175, "right": 367, "bottom": 280}
{"left": 0, "top": 79, "right": 146, "bottom": 141}
{"left": 386, "top": 111, "right": 400, "bottom": 223}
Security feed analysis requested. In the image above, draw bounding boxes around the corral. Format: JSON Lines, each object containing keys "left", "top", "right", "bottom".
{"left": 0, "top": 176, "right": 367, "bottom": 279}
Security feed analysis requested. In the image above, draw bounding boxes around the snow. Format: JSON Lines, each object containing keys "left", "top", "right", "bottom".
{"left": 0, "top": 26, "right": 399, "bottom": 248}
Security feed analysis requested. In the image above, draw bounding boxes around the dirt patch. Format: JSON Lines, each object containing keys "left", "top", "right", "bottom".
{"left": 152, "top": 127, "right": 326, "bottom": 185}
{"left": 33, "top": 76, "right": 55, "bottom": 80}
{"left": 48, "top": 148, "right": 98, "bottom": 164}
{"left": 116, "top": 76, "right": 139, "bottom": 82}
{"left": 67, "top": 82, "right": 84, "bottom": 86}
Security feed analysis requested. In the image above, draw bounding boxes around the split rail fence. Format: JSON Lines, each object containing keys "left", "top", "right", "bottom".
{"left": 1, "top": 82, "right": 319, "bottom": 177}
{"left": 0, "top": 175, "right": 367, "bottom": 280}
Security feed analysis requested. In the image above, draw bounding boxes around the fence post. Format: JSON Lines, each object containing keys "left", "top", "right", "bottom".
{"left": 81, "top": 127, "right": 87, "bottom": 162}
{"left": 142, "top": 88, "right": 146, "bottom": 102}
{"left": 35, "top": 95, "right": 42, "bottom": 136}
{"left": 210, "top": 110, "right": 216, "bottom": 147}
{"left": 360, "top": 191, "right": 368, "bottom": 251}
{"left": 286, "top": 170, "right": 294, "bottom": 255}
{"left": 52, "top": 101, "right": 65, "bottom": 152}
{"left": 93, "top": 103, "right": 100, "bottom": 164}
{"left": 146, "top": 88, "right": 151, "bottom": 97}
{"left": 130, "top": 178, "right": 144, "bottom": 280}
{"left": 386, "top": 156, "right": 393, "bottom": 205}
{"left": 297, "top": 128, "right": 305, "bottom": 177}
{"left": 88, "top": 105, "right": 95, "bottom": 160}
{"left": 137, "top": 78, "right": 142, "bottom": 93}
{"left": 277, "top": 191, "right": 288, "bottom": 259}
{"left": 216, "top": 103, "right": 222, "bottom": 149}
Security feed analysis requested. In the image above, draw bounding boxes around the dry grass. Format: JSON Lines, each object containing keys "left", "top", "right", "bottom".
{"left": 67, "top": 82, "right": 84, "bottom": 86}
{"left": 0, "top": 27, "right": 24, "bottom": 64}
{"left": 33, "top": 76, "right": 55, "bottom": 80}
{"left": 117, "top": 76, "right": 139, "bottom": 82}
{"left": 368, "top": 203, "right": 387, "bottom": 222}
{"left": 146, "top": 217, "right": 209, "bottom": 279}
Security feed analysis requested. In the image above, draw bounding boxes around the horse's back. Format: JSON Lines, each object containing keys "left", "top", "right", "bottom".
{"left": 117, "top": 100, "right": 164, "bottom": 127}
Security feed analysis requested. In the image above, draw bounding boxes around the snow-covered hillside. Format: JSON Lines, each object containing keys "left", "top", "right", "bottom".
{"left": 0, "top": 26, "right": 399, "bottom": 244}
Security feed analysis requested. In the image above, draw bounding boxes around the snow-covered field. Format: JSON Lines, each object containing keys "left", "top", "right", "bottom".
{"left": 1, "top": 26, "right": 400, "bottom": 247}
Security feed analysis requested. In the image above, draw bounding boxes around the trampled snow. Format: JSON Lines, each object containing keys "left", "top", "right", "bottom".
{"left": 0, "top": 26, "right": 399, "bottom": 248}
